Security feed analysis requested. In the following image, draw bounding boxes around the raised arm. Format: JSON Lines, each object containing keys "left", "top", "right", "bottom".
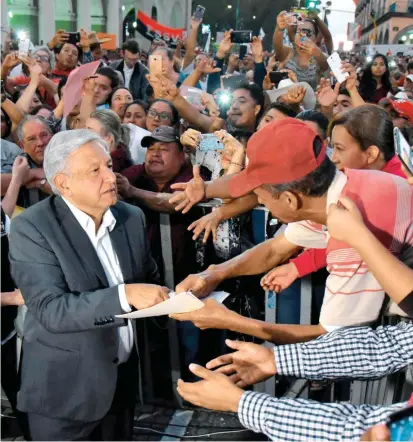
{"left": 183, "top": 17, "right": 202, "bottom": 70}
{"left": 308, "top": 10, "right": 333, "bottom": 55}
{"left": 1, "top": 157, "right": 30, "bottom": 217}
{"left": 273, "top": 12, "right": 291, "bottom": 62}
{"left": 16, "top": 63, "right": 43, "bottom": 114}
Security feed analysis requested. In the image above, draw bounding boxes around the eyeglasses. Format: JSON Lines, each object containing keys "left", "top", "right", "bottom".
{"left": 297, "top": 28, "right": 313, "bottom": 38}
{"left": 34, "top": 55, "right": 50, "bottom": 63}
{"left": 147, "top": 109, "right": 172, "bottom": 121}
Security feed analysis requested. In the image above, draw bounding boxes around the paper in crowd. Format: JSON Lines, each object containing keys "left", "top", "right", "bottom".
{"left": 116, "top": 291, "right": 230, "bottom": 319}
{"left": 63, "top": 60, "right": 101, "bottom": 117}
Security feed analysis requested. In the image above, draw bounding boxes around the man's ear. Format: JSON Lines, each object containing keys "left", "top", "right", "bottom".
{"left": 254, "top": 105, "right": 261, "bottom": 117}
{"left": 54, "top": 173, "right": 71, "bottom": 197}
{"left": 365, "top": 145, "right": 381, "bottom": 166}
{"left": 280, "top": 191, "right": 300, "bottom": 211}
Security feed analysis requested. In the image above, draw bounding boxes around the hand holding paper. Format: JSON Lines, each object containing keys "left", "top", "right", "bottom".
{"left": 63, "top": 60, "right": 100, "bottom": 117}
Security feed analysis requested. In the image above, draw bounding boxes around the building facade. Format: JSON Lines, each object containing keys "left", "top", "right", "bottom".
{"left": 1, "top": 0, "right": 192, "bottom": 49}
{"left": 354, "top": 0, "right": 413, "bottom": 45}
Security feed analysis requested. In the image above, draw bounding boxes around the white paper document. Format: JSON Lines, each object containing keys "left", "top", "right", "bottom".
{"left": 116, "top": 291, "right": 230, "bottom": 319}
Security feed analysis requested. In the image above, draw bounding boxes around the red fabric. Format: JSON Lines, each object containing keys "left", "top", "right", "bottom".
{"left": 291, "top": 248, "right": 327, "bottom": 278}
{"left": 381, "top": 156, "right": 407, "bottom": 178}
{"left": 390, "top": 99, "right": 413, "bottom": 123}
{"left": 9, "top": 75, "right": 30, "bottom": 86}
{"left": 290, "top": 162, "right": 407, "bottom": 278}
{"left": 229, "top": 119, "right": 326, "bottom": 198}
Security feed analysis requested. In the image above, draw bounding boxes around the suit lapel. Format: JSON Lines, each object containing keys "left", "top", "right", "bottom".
{"left": 54, "top": 197, "right": 109, "bottom": 287}
{"left": 110, "top": 205, "right": 134, "bottom": 284}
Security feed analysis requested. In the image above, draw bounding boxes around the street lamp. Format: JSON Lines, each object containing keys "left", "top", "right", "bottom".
{"left": 401, "top": 35, "right": 408, "bottom": 42}
{"left": 253, "top": 15, "right": 256, "bottom": 19}
{"left": 227, "top": 4, "right": 232, "bottom": 8}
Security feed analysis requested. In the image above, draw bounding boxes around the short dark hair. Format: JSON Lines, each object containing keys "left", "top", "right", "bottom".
{"left": 329, "top": 105, "right": 395, "bottom": 162}
{"left": 90, "top": 42, "right": 101, "bottom": 52}
{"left": 296, "top": 109, "right": 329, "bottom": 140}
{"left": 338, "top": 86, "right": 351, "bottom": 97}
{"left": 122, "top": 39, "right": 140, "bottom": 54}
{"left": 233, "top": 83, "right": 265, "bottom": 120}
{"left": 263, "top": 102, "right": 297, "bottom": 119}
{"left": 124, "top": 99, "right": 149, "bottom": 114}
{"left": 96, "top": 66, "right": 120, "bottom": 89}
{"left": 54, "top": 42, "right": 82, "bottom": 59}
{"left": 407, "top": 62, "right": 413, "bottom": 71}
{"left": 268, "top": 138, "right": 336, "bottom": 197}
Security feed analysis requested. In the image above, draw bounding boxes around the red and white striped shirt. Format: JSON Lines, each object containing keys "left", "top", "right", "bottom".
{"left": 285, "top": 169, "right": 413, "bottom": 329}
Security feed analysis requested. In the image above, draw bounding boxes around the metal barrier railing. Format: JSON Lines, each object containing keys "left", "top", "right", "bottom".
{"left": 150, "top": 200, "right": 410, "bottom": 407}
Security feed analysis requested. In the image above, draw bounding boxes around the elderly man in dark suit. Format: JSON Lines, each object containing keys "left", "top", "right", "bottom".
{"left": 9, "top": 129, "right": 169, "bottom": 441}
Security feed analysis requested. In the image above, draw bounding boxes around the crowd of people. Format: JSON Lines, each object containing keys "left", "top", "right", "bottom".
{"left": 1, "top": 7, "right": 413, "bottom": 442}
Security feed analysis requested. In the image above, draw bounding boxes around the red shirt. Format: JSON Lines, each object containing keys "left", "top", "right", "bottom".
{"left": 291, "top": 163, "right": 407, "bottom": 278}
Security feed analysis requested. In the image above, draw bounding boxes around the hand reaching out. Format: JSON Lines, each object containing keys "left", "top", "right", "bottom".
{"left": 196, "top": 58, "right": 221, "bottom": 75}
{"left": 169, "top": 165, "right": 206, "bottom": 213}
{"left": 217, "top": 30, "right": 234, "bottom": 59}
{"left": 11, "top": 156, "right": 30, "bottom": 187}
{"left": 187, "top": 208, "right": 223, "bottom": 243}
{"left": 260, "top": 262, "right": 299, "bottom": 292}
{"left": 316, "top": 78, "right": 340, "bottom": 108}
{"left": 284, "top": 85, "right": 306, "bottom": 105}
{"left": 251, "top": 36, "right": 263, "bottom": 63}
{"left": 180, "top": 128, "right": 201, "bottom": 151}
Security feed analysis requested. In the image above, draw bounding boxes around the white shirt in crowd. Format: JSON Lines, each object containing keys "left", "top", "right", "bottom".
{"left": 63, "top": 197, "right": 133, "bottom": 364}
{"left": 123, "top": 64, "right": 134, "bottom": 90}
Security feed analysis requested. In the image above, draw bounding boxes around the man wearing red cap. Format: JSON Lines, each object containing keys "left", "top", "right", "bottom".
{"left": 388, "top": 99, "right": 413, "bottom": 128}
{"left": 172, "top": 119, "right": 413, "bottom": 336}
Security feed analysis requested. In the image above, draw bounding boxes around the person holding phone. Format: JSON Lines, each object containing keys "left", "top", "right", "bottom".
{"left": 273, "top": 11, "right": 329, "bottom": 90}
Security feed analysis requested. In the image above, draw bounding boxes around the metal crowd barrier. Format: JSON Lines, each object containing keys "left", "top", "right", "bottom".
{"left": 155, "top": 200, "right": 410, "bottom": 408}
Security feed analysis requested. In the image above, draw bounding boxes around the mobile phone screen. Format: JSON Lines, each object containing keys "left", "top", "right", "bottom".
{"left": 199, "top": 134, "right": 223, "bottom": 151}
{"left": 394, "top": 127, "right": 413, "bottom": 174}
{"left": 387, "top": 406, "right": 413, "bottom": 441}
{"left": 269, "top": 71, "right": 289, "bottom": 86}
{"left": 231, "top": 31, "right": 253, "bottom": 44}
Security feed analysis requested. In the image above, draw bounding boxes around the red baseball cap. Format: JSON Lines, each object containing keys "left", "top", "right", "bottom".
{"left": 389, "top": 99, "right": 413, "bottom": 123}
{"left": 229, "top": 118, "right": 326, "bottom": 198}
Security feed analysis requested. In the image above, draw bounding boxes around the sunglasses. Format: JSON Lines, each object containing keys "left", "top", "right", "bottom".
{"left": 297, "top": 28, "right": 313, "bottom": 38}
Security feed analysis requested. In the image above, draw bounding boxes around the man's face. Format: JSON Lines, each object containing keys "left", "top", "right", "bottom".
{"left": 145, "top": 141, "right": 184, "bottom": 180}
{"left": 228, "top": 89, "right": 259, "bottom": 130}
{"left": 56, "top": 43, "right": 79, "bottom": 71}
{"left": 21, "top": 120, "right": 52, "bottom": 165}
{"left": 239, "top": 55, "right": 254, "bottom": 73}
{"left": 333, "top": 95, "right": 353, "bottom": 116}
{"left": 257, "top": 108, "right": 289, "bottom": 131}
{"left": 123, "top": 49, "right": 139, "bottom": 69}
{"left": 254, "top": 186, "right": 302, "bottom": 224}
{"left": 93, "top": 74, "right": 112, "bottom": 105}
{"left": 62, "top": 142, "right": 117, "bottom": 211}
{"left": 330, "top": 125, "right": 369, "bottom": 170}
{"left": 92, "top": 44, "right": 103, "bottom": 61}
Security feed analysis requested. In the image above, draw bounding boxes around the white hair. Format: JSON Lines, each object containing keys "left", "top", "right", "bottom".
{"left": 44, "top": 129, "right": 109, "bottom": 195}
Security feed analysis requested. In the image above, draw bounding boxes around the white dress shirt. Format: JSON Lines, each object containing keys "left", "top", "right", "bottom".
{"left": 62, "top": 198, "right": 133, "bottom": 364}
{"left": 123, "top": 64, "right": 134, "bottom": 90}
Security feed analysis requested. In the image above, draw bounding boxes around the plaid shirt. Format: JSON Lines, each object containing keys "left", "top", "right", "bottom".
{"left": 238, "top": 323, "right": 413, "bottom": 441}
{"left": 239, "top": 393, "right": 407, "bottom": 441}
{"left": 275, "top": 322, "right": 413, "bottom": 380}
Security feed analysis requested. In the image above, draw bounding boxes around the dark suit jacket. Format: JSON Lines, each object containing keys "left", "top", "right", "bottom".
{"left": 110, "top": 59, "right": 149, "bottom": 101}
{"left": 9, "top": 196, "right": 159, "bottom": 422}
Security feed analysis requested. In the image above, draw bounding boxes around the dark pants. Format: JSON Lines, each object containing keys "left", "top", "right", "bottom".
{"left": 1, "top": 334, "right": 30, "bottom": 440}
{"left": 27, "top": 346, "right": 139, "bottom": 441}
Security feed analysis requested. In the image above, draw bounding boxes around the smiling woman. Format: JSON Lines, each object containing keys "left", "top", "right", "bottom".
{"left": 109, "top": 86, "right": 133, "bottom": 119}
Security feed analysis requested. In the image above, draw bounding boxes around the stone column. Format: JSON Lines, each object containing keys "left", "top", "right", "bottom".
{"left": 38, "top": 0, "right": 56, "bottom": 46}
{"left": 107, "top": 0, "right": 122, "bottom": 47}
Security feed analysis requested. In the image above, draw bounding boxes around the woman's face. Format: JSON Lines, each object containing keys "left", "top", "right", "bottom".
{"left": 146, "top": 101, "right": 174, "bottom": 132}
{"left": 331, "top": 125, "right": 368, "bottom": 170}
{"left": 295, "top": 21, "right": 316, "bottom": 47}
{"left": 33, "top": 50, "right": 51, "bottom": 75}
{"left": 257, "top": 108, "right": 289, "bottom": 131}
{"left": 123, "top": 103, "right": 147, "bottom": 129}
{"left": 371, "top": 57, "right": 387, "bottom": 78}
{"left": 29, "top": 94, "right": 42, "bottom": 112}
{"left": 110, "top": 89, "right": 133, "bottom": 119}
